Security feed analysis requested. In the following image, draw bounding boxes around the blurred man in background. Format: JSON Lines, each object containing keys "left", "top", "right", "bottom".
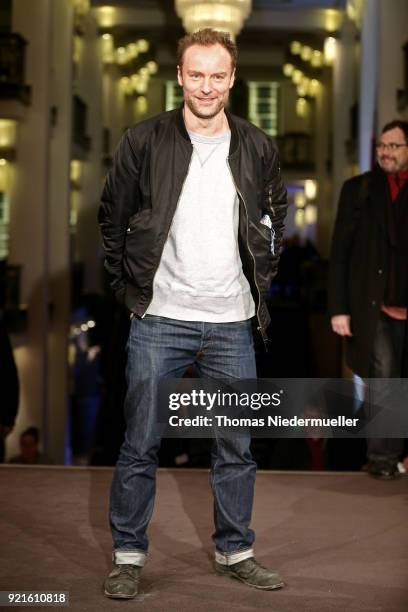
{"left": 329, "top": 119, "right": 408, "bottom": 480}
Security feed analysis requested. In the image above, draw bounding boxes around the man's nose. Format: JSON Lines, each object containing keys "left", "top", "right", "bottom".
{"left": 201, "top": 77, "right": 212, "bottom": 93}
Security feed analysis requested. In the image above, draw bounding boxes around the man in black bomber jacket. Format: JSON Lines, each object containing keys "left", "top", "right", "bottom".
{"left": 99, "top": 28, "right": 287, "bottom": 599}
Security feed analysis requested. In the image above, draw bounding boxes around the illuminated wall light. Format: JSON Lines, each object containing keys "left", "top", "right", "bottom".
{"left": 295, "top": 208, "right": 305, "bottom": 228}
{"left": 87, "top": 320, "right": 96, "bottom": 328}
{"left": 131, "top": 74, "right": 140, "bottom": 90}
{"left": 116, "top": 47, "right": 128, "bottom": 65}
{"left": 135, "top": 96, "right": 148, "bottom": 115}
{"left": 125, "top": 80, "right": 134, "bottom": 95}
{"left": 120, "top": 76, "right": 129, "bottom": 88}
{"left": 301, "top": 76, "right": 310, "bottom": 89}
{"left": 297, "top": 84, "right": 307, "bottom": 97}
{"left": 296, "top": 97, "right": 308, "bottom": 118}
{"left": 0, "top": 119, "right": 17, "bottom": 147}
{"left": 305, "top": 204, "right": 318, "bottom": 225}
{"left": 283, "top": 63, "right": 294, "bottom": 77}
{"left": 146, "top": 60, "right": 158, "bottom": 75}
{"left": 305, "top": 179, "right": 317, "bottom": 200}
{"left": 136, "top": 39, "right": 149, "bottom": 53}
{"left": 139, "top": 67, "right": 149, "bottom": 78}
{"left": 290, "top": 40, "right": 302, "bottom": 55}
{"left": 324, "top": 37, "right": 337, "bottom": 65}
{"left": 308, "top": 79, "right": 320, "bottom": 97}
{"left": 0, "top": 159, "right": 10, "bottom": 192}
{"left": 70, "top": 160, "right": 82, "bottom": 184}
{"left": 300, "top": 45, "right": 312, "bottom": 61}
{"left": 101, "top": 33, "right": 114, "bottom": 63}
{"left": 127, "top": 43, "right": 139, "bottom": 60}
{"left": 135, "top": 80, "right": 148, "bottom": 94}
{"left": 292, "top": 69, "right": 303, "bottom": 85}
{"left": 311, "top": 50, "right": 323, "bottom": 68}
{"left": 96, "top": 6, "right": 116, "bottom": 28}
{"left": 295, "top": 191, "right": 306, "bottom": 208}
{"left": 324, "top": 8, "right": 341, "bottom": 32}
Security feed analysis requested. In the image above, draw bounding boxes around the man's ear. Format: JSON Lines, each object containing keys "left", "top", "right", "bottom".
{"left": 229, "top": 68, "right": 236, "bottom": 89}
{"left": 177, "top": 65, "right": 183, "bottom": 87}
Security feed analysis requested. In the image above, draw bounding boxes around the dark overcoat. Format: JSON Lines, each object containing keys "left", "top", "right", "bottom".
{"left": 328, "top": 164, "right": 408, "bottom": 378}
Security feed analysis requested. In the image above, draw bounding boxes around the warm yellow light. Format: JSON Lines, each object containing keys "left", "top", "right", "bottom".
{"left": 283, "top": 63, "right": 294, "bottom": 77}
{"left": 70, "top": 160, "right": 82, "bottom": 184}
{"left": 96, "top": 6, "right": 116, "bottom": 28}
{"left": 0, "top": 160, "right": 10, "bottom": 192}
{"left": 295, "top": 209, "right": 305, "bottom": 228}
{"left": 305, "top": 179, "right": 317, "bottom": 200}
{"left": 292, "top": 69, "right": 303, "bottom": 85}
{"left": 127, "top": 43, "right": 139, "bottom": 59}
{"left": 305, "top": 205, "right": 318, "bottom": 225}
{"left": 290, "top": 40, "right": 302, "bottom": 55}
{"left": 135, "top": 96, "right": 148, "bottom": 115}
{"left": 311, "top": 50, "right": 323, "bottom": 68}
{"left": 324, "top": 8, "right": 341, "bottom": 32}
{"left": 295, "top": 191, "right": 306, "bottom": 208}
{"left": 297, "top": 84, "right": 307, "bottom": 97}
{"left": 137, "top": 39, "right": 149, "bottom": 53}
{"left": 101, "top": 33, "right": 114, "bottom": 63}
{"left": 300, "top": 46, "right": 312, "bottom": 61}
{"left": 296, "top": 97, "right": 308, "bottom": 118}
{"left": 175, "top": 0, "right": 251, "bottom": 39}
{"left": 146, "top": 60, "right": 158, "bottom": 75}
{"left": 308, "top": 79, "right": 320, "bottom": 97}
{"left": 301, "top": 76, "right": 310, "bottom": 89}
{"left": 0, "top": 119, "right": 17, "bottom": 147}
{"left": 324, "top": 37, "right": 337, "bottom": 65}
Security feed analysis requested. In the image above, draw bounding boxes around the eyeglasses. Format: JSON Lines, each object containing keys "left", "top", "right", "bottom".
{"left": 375, "top": 142, "right": 408, "bottom": 151}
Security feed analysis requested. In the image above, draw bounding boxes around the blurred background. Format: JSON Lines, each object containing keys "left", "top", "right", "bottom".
{"left": 0, "top": 0, "right": 407, "bottom": 467}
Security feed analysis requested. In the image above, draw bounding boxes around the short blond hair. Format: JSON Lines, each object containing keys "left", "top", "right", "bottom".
{"left": 177, "top": 28, "right": 238, "bottom": 70}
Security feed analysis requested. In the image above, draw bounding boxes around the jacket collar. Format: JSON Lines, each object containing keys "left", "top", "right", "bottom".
{"left": 174, "top": 104, "right": 239, "bottom": 157}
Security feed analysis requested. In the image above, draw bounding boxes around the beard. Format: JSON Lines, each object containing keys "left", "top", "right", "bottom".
{"left": 184, "top": 94, "right": 227, "bottom": 120}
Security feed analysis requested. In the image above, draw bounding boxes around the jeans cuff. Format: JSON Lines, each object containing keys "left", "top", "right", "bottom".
{"left": 113, "top": 549, "right": 147, "bottom": 567}
{"left": 215, "top": 547, "right": 254, "bottom": 566}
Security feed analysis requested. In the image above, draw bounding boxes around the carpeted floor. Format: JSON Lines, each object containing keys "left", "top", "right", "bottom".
{"left": 0, "top": 465, "right": 407, "bottom": 611}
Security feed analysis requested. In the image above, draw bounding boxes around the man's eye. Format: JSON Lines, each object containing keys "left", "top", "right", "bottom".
{"left": 190, "top": 74, "right": 200, "bottom": 79}
{"left": 214, "top": 75, "right": 224, "bottom": 81}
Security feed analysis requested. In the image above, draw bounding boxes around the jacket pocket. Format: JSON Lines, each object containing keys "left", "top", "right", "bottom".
{"left": 260, "top": 214, "right": 275, "bottom": 255}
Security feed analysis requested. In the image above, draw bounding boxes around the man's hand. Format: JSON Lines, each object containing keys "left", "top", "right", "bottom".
{"left": 331, "top": 315, "right": 352, "bottom": 337}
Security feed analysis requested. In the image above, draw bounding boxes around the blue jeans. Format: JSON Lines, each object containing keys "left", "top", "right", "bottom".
{"left": 109, "top": 315, "right": 257, "bottom": 565}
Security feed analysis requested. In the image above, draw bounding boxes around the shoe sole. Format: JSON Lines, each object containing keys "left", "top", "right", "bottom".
{"left": 104, "top": 589, "right": 137, "bottom": 599}
{"left": 216, "top": 568, "right": 285, "bottom": 590}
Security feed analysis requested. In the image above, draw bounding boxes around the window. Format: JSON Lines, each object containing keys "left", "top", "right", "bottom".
{"left": 165, "top": 81, "right": 183, "bottom": 111}
{"left": 248, "top": 81, "right": 280, "bottom": 137}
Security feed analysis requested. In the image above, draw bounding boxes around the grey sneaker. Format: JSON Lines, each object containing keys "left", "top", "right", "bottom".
{"left": 104, "top": 563, "right": 142, "bottom": 599}
{"left": 215, "top": 557, "right": 285, "bottom": 590}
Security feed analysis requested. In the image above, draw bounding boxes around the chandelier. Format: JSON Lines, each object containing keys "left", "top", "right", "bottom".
{"left": 175, "top": 0, "right": 252, "bottom": 39}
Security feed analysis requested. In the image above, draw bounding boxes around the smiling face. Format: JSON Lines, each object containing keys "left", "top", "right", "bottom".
{"left": 177, "top": 43, "right": 235, "bottom": 120}
{"left": 377, "top": 127, "right": 408, "bottom": 173}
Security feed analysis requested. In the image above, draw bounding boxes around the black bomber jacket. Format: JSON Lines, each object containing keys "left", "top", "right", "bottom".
{"left": 98, "top": 106, "right": 288, "bottom": 346}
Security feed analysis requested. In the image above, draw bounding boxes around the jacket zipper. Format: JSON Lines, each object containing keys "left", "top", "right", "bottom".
{"left": 140, "top": 150, "right": 194, "bottom": 318}
{"left": 227, "top": 159, "right": 268, "bottom": 350}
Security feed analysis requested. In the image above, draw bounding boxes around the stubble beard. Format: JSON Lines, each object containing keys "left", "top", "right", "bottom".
{"left": 185, "top": 95, "right": 227, "bottom": 120}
